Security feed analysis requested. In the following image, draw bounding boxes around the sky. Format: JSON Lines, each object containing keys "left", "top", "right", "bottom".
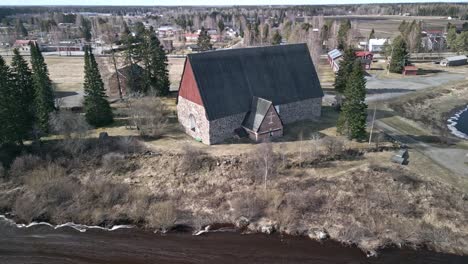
{"left": 1, "top": 0, "right": 465, "bottom": 6}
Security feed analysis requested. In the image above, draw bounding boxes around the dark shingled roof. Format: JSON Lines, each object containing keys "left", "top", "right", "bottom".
{"left": 187, "top": 43, "right": 323, "bottom": 121}
{"left": 242, "top": 97, "right": 273, "bottom": 132}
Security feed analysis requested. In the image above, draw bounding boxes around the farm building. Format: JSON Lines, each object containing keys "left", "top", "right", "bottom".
{"left": 403, "top": 66, "right": 418, "bottom": 75}
{"left": 327, "top": 49, "right": 342, "bottom": 72}
{"left": 440, "top": 55, "right": 468, "bottom": 67}
{"left": 177, "top": 44, "right": 323, "bottom": 144}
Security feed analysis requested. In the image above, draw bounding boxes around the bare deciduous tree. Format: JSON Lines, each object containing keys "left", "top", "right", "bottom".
{"left": 252, "top": 143, "right": 278, "bottom": 190}
{"left": 128, "top": 97, "right": 169, "bottom": 138}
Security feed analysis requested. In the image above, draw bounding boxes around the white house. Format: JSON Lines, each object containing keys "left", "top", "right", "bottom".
{"left": 368, "top": 38, "right": 388, "bottom": 52}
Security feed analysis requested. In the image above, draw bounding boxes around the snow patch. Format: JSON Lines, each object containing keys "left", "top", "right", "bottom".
{"left": 0, "top": 215, "right": 134, "bottom": 233}
{"left": 447, "top": 105, "right": 468, "bottom": 140}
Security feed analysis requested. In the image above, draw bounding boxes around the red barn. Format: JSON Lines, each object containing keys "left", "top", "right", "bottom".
{"left": 177, "top": 44, "right": 324, "bottom": 144}
{"left": 403, "top": 66, "right": 418, "bottom": 75}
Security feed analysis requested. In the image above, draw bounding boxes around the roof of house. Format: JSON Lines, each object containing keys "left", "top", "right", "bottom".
{"left": 14, "top": 40, "right": 36, "bottom": 45}
{"left": 369, "top": 39, "right": 387, "bottom": 45}
{"left": 242, "top": 97, "right": 274, "bottom": 132}
{"left": 328, "top": 49, "right": 342, "bottom": 60}
{"left": 355, "top": 51, "right": 373, "bottom": 57}
{"left": 187, "top": 43, "right": 323, "bottom": 121}
{"left": 444, "top": 55, "right": 467, "bottom": 62}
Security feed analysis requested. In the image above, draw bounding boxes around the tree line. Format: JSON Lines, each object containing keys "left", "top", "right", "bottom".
{"left": 0, "top": 43, "right": 55, "bottom": 147}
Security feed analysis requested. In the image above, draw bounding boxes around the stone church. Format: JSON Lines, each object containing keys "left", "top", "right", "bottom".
{"left": 177, "top": 43, "right": 324, "bottom": 145}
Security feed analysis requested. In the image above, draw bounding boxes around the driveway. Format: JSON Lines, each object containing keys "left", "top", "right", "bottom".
{"left": 323, "top": 71, "right": 466, "bottom": 104}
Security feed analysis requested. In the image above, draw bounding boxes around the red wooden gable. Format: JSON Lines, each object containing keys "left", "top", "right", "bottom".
{"left": 179, "top": 59, "right": 203, "bottom": 106}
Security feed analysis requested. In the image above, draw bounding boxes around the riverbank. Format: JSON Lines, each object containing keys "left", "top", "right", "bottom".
{"left": 1, "top": 219, "right": 468, "bottom": 264}
{"left": 1, "top": 137, "right": 467, "bottom": 256}
{"left": 448, "top": 105, "right": 468, "bottom": 140}
{"left": 388, "top": 78, "right": 468, "bottom": 143}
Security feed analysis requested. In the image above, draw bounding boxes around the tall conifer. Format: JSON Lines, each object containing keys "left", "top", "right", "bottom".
{"left": 10, "top": 49, "right": 34, "bottom": 142}
{"left": 0, "top": 56, "right": 17, "bottom": 145}
{"left": 337, "top": 60, "right": 368, "bottom": 140}
{"left": 30, "top": 42, "right": 55, "bottom": 133}
{"left": 334, "top": 47, "right": 356, "bottom": 94}
{"left": 83, "top": 46, "right": 113, "bottom": 127}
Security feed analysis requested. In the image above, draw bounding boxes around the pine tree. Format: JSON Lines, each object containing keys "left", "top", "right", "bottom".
{"left": 30, "top": 42, "right": 55, "bottom": 133}
{"left": 334, "top": 47, "right": 356, "bottom": 94}
{"left": 389, "top": 36, "right": 408, "bottom": 74}
{"left": 83, "top": 46, "right": 113, "bottom": 127}
{"left": 9, "top": 49, "right": 35, "bottom": 142}
{"left": 337, "top": 60, "right": 367, "bottom": 140}
{"left": 197, "top": 27, "right": 212, "bottom": 51}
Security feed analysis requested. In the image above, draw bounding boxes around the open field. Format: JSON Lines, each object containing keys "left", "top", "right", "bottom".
{"left": 4, "top": 56, "right": 85, "bottom": 92}
{"left": 328, "top": 15, "right": 466, "bottom": 39}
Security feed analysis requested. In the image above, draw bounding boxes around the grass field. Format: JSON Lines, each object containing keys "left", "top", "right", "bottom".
{"left": 328, "top": 15, "right": 466, "bottom": 39}
{"left": 5, "top": 56, "right": 85, "bottom": 92}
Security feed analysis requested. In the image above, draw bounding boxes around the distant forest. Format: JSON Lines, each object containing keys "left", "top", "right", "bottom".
{"left": 0, "top": 3, "right": 467, "bottom": 21}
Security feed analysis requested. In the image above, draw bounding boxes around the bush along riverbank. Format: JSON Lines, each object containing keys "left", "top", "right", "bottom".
{"left": 1, "top": 136, "right": 467, "bottom": 256}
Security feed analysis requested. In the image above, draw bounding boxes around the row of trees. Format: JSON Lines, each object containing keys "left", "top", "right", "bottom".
{"left": 0, "top": 44, "right": 55, "bottom": 146}
{"left": 121, "top": 22, "right": 170, "bottom": 96}
{"left": 447, "top": 23, "right": 468, "bottom": 52}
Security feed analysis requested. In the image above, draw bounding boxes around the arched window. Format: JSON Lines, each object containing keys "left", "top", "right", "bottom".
{"left": 189, "top": 114, "right": 196, "bottom": 132}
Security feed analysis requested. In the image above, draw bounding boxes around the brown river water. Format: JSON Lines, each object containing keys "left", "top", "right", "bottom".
{"left": 0, "top": 222, "right": 467, "bottom": 264}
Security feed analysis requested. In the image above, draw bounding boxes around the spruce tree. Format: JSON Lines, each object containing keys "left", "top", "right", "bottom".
{"left": 10, "top": 49, "right": 35, "bottom": 142}
{"left": 0, "top": 55, "right": 17, "bottom": 145}
{"left": 337, "top": 19, "right": 351, "bottom": 50}
{"left": 30, "top": 42, "right": 55, "bottom": 133}
{"left": 389, "top": 36, "right": 408, "bottom": 74}
{"left": 83, "top": 46, "right": 113, "bottom": 127}
{"left": 140, "top": 29, "right": 170, "bottom": 96}
{"left": 334, "top": 47, "right": 356, "bottom": 94}
{"left": 369, "top": 28, "right": 375, "bottom": 40}
{"left": 197, "top": 27, "right": 212, "bottom": 51}
{"left": 337, "top": 60, "right": 368, "bottom": 140}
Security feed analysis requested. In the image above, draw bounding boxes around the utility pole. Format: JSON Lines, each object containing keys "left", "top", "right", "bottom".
{"left": 368, "top": 104, "right": 377, "bottom": 145}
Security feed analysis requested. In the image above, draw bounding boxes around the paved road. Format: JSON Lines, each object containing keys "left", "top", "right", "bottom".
{"left": 324, "top": 71, "right": 466, "bottom": 104}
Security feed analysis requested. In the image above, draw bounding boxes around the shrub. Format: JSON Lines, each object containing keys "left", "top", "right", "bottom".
{"left": 179, "top": 146, "right": 209, "bottom": 172}
{"left": 9, "top": 154, "right": 42, "bottom": 179}
{"left": 49, "top": 110, "right": 90, "bottom": 139}
{"left": 115, "top": 136, "right": 143, "bottom": 154}
{"left": 128, "top": 97, "right": 169, "bottom": 138}
{"left": 146, "top": 201, "right": 178, "bottom": 232}
{"left": 322, "top": 136, "right": 345, "bottom": 156}
{"left": 101, "top": 152, "right": 125, "bottom": 171}
{"left": 231, "top": 192, "right": 267, "bottom": 220}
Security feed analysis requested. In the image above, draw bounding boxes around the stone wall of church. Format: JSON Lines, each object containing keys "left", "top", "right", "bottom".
{"left": 177, "top": 96, "right": 210, "bottom": 144}
{"left": 278, "top": 97, "right": 322, "bottom": 124}
{"left": 208, "top": 112, "right": 246, "bottom": 144}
